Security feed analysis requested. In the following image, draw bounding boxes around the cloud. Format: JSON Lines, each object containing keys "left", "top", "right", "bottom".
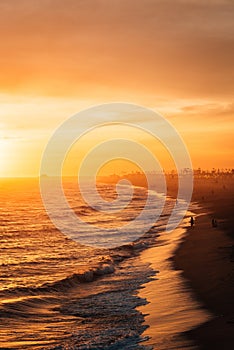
{"left": 179, "top": 102, "right": 234, "bottom": 122}
{"left": 0, "top": 0, "right": 233, "bottom": 99}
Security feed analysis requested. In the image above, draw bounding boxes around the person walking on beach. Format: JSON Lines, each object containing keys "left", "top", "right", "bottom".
{"left": 190, "top": 216, "right": 194, "bottom": 227}
{"left": 212, "top": 218, "right": 217, "bottom": 227}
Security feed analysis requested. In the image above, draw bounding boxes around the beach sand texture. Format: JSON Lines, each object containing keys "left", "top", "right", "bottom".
{"left": 175, "top": 177, "right": 234, "bottom": 349}
{"left": 0, "top": 175, "right": 233, "bottom": 349}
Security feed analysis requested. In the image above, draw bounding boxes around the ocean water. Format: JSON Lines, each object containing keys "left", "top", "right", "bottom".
{"left": 0, "top": 178, "right": 205, "bottom": 349}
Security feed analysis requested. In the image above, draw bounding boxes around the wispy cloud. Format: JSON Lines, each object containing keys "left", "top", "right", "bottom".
{"left": 179, "top": 102, "right": 234, "bottom": 123}
{"left": 0, "top": 0, "right": 233, "bottom": 99}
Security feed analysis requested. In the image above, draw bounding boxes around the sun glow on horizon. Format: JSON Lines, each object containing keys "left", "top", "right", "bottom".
{"left": 0, "top": 95, "right": 233, "bottom": 178}
{"left": 0, "top": 0, "right": 233, "bottom": 177}
{"left": 0, "top": 137, "right": 10, "bottom": 177}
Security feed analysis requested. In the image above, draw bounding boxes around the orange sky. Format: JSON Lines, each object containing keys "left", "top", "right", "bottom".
{"left": 0, "top": 0, "right": 233, "bottom": 177}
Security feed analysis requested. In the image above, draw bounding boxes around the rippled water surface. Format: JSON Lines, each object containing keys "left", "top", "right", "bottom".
{"left": 0, "top": 178, "right": 207, "bottom": 349}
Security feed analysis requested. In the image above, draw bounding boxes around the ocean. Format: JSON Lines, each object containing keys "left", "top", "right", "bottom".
{"left": 0, "top": 178, "right": 207, "bottom": 349}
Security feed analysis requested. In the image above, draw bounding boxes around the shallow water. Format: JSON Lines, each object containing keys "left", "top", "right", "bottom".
{"left": 0, "top": 178, "right": 209, "bottom": 349}
{"left": 0, "top": 178, "right": 159, "bottom": 290}
{"left": 138, "top": 218, "right": 212, "bottom": 350}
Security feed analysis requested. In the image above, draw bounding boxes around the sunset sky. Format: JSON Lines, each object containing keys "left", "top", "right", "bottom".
{"left": 0, "top": 0, "right": 233, "bottom": 177}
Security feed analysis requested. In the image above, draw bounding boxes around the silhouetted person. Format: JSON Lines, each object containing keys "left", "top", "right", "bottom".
{"left": 190, "top": 216, "right": 194, "bottom": 227}
{"left": 212, "top": 218, "right": 217, "bottom": 227}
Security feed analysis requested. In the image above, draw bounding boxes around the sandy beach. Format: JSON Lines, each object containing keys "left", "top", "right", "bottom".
{"left": 138, "top": 214, "right": 211, "bottom": 350}
{"left": 135, "top": 175, "right": 234, "bottom": 349}
{"left": 174, "top": 177, "right": 234, "bottom": 349}
{"left": 100, "top": 173, "right": 234, "bottom": 348}
{"left": 1, "top": 0, "right": 233, "bottom": 347}
{"left": 148, "top": 175, "right": 234, "bottom": 349}
{"left": 0, "top": 175, "right": 233, "bottom": 349}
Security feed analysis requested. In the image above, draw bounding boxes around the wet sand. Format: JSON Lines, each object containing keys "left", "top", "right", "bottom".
{"left": 138, "top": 215, "right": 211, "bottom": 350}
{"left": 100, "top": 174, "right": 234, "bottom": 348}
{"left": 139, "top": 176, "right": 234, "bottom": 349}
{"left": 174, "top": 177, "right": 234, "bottom": 349}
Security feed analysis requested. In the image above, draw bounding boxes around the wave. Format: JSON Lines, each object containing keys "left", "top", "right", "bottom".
{"left": 46, "top": 262, "right": 115, "bottom": 288}
{"left": 0, "top": 194, "right": 175, "bottom": 327}
{"left": 0, "top": 262, "right": 115, "bottom": 299}
{"left": 0, "top": 235, "right": 156, "bottom": 302}
{"left": 0, "top": 209, "right": 174, "bottom": 306}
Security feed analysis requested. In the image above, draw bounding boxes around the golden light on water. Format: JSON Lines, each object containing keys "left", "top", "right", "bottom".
{"left": 0, "top": 1, "right": 233, "bottom": 349}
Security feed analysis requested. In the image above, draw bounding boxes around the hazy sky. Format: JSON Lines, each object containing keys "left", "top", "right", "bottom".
{"left": 0, "top": 0, "right": 233, "bottom": 176}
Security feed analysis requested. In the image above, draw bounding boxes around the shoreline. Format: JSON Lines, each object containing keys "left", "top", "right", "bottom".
{"left": 173, "top": 178, "right": 234, "bottom": 349}
{"left": 137, "top": 176, "right": 234, "bottom": 349}
{"left": 99, "top": 175, "right": 234, "bottom": 348}
{"left": 173, "top": 208, "right": 234, "bottom": 349}
{"left": 137, "top": 207, "right": 211, "bottom": 349}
